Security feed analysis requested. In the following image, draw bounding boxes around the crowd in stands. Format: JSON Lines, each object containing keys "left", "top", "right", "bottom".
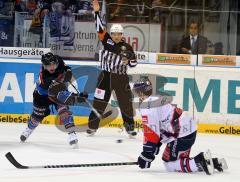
{"left": 0, "top": 1, "right": 171, "bottom": 21}
{"left": 0, "top": 1, "right": 229, "bottom": 55}
{"left": 13, "top": 0, "right": 93, "bottom": 15}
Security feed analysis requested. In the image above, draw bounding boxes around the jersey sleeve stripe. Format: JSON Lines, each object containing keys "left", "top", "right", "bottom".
{"left": 143, "top": 124, "right": 160, "bottom": 144}
{"left": 94, "top": 11, "right": 107, "bottom": 41}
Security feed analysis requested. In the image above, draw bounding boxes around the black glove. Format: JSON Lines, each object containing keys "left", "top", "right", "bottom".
{"left": 120, "top": 50, "right": 133, "bottom": 60}
{"left": 143, "top": 141, "right": 162, "bottom": 155}
{"left": 120, "top": 46, "right": 134, "bottom": 60}
{"left": 77, "top": 91, "right": 88, "bottom": 103}
{"left": 154, "top": 142, "right": 162, "bottom": 155}
{"left": 48, "top": 80, "right": 67, "bottom": 97}
{"left": 138, "top": 152, "right": 155, "bottom": 169}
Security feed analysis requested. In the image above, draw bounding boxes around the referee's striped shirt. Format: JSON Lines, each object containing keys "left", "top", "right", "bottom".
{"left": 99, "top": 49, "right": 137, "bottom": 75}
{"left": 95, "top": 11, "right": 138, "bottom": 75}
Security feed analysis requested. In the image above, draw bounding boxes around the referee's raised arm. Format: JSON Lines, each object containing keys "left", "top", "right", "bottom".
{"left": 93, "top": 0, "right": 108, "bottom": 42}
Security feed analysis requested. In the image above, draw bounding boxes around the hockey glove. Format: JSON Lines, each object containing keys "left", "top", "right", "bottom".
{"left": 154, "top": 142, "right": 162, "bottom": 155}
{"left": 120, "top": 50, "right": 133, "bottom": 60}
{"left": 143, "top": 141, "right": 162, "bottom": 155}
{"left": 138, "top": 152, "right": 155, "bottom": 169}
{"left": 48, "top": 80, "right": 67, "bottom": 97}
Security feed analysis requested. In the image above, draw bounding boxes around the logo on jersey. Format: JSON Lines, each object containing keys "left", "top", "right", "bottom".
{"left": 107, "top": 39, "right": 114, "bottom": 45}
{"left": 142, "top": 115, "right": 148, "bottom": 123}
{"left": 161, "top": 114, "right": 170, "bottom": 123}
{"left": 94, "top": 88, "right": 106, "bottom": 100}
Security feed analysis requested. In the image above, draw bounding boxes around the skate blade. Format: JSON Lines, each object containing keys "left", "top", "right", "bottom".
{"left": 204, "top": 149, "right": 214, "bottom": 175}
{"left": 219, "top": 158, "right": 228, "bottom": 170}
{"left": 69, "top": 139, "right": 78, "bottom": 145}
{"left": 69, "top": 139, "right": 79, "bottom": 149}
{"left": 71, "top": 143, "right": 79, "bottom": 149}
{"left": 128, "top": 134, "right": 136, "bottom": 139}
{"left": 86, "top": 132, "right": 96, "bottom": 137}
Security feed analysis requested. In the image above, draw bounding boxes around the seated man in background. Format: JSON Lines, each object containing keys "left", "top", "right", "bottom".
{"left": 179, "top": 21, "right": 208, "bottom": 54}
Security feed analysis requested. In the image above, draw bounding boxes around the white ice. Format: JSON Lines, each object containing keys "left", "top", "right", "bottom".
{"left": 0, "top": 123, "right": 239, "bottom": 182}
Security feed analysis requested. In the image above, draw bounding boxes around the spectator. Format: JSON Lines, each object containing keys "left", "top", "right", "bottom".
{"left": 214, "top": 42, "right": 223, "bottom": 55}
{"left": 26, "top": 0, "right": 38, "bottom": 14}
{"left": 135, "top": 0, "right": 151, "bottom": 22}
{"left": 152, "top": 0, "right": 164, "bottom": 22}
{"left": 1, "top": 0, "right": 14, "bottom": 15}
{"left": 108, "top": 0, "right": 139, "bottom": 21}
{"left": 179, "top": 21, "right": 208, "bottom": 54}
{"left": 76, "top": 0, "right": 92, "bottom": 15}
{"left": 14, "top": 0, "right": 25, "bottom": 12}
{"left": 108, "top": 0, "right": 124, "bottom": 20}
{"left": 206, "top": 40, "right": 214, "bottom": 54}
{"left": 28, "top": 0, "right": 51, "bottom": 35}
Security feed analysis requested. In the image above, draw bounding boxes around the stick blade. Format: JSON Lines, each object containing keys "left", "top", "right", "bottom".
{"left": 5, "top": 152, "right": 28, "bottom": 169}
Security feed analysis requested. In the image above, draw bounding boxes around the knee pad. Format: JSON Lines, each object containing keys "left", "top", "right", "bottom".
{"left": 162, "top": 145, "right": 171, "bottom": 162}
{"left": 32, "top": 105, "right": 50, "bottom": 121}
{"left": 164, "top": 159, "right": 194, "bottom": 173}
{"left": 58, "top": 106, "right": 74, "bottom": 129}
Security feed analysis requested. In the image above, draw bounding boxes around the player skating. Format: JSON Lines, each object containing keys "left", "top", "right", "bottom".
{"left": 87, "top": 0, "right": 138, "bottom": 137}
{"left": 133, "top": 78, "right": 227, "bottom": 175}
{"left": 20, "top": 52, "right": 88, "bottom": 146}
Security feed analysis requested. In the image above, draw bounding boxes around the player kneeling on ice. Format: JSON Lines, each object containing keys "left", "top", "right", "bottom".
{"left": 20, "top": 52, "right": 88, "bottom": 146}
{"left": 133, "top": 78, "right": 227, "bottom": 175}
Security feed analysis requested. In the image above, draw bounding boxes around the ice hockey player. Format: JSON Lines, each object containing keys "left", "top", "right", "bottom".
{"left": 87, "top": 0, "right": 138, "bottom": 137}
{"left": 133, "top": 78, "right": 227, "bottom": 175}
{"left": 20, "top": 52, "right": 88, "bottom": 146}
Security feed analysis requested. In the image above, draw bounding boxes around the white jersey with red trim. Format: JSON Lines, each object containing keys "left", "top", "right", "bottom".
{"left": 139, "top": 96, "right": 197, "bottom": 144}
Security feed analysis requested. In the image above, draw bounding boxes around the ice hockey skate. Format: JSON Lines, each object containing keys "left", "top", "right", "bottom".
{"left": 194, "top": 150, "right": 214, "bottom": 175}
{"left": 212, "top": 158, "right": 228, "bottom": 172}
{"left": 86, "top": 128, "right": 97, "bottom": 136}
{"left": 20, "top": 127, "right": 34, "bottom": 142}
{"left": 127, "top": 130, "right": 137, "bottom": 138}
{"left": 68, "top": 131, "right": 78, "bottom": 148}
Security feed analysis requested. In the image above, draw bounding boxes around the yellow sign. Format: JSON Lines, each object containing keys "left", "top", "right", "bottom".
{"left": 1, "top": 114, "right": 240, "bottom": 136}
{"left": 198, "top": 123, "right": 240, "bottom": 136}
{"left": 156, "top": 54, "right": 191, "bottom": 64}
{"left": 202, "top": 55, "right": 236, "bottom": 66}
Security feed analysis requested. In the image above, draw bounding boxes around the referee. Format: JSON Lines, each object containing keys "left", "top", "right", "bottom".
{"left": 87, "top": 0, "right": 138, "bottom": 136}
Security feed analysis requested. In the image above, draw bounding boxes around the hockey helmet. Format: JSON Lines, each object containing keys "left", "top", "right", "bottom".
{"left": 110, "top": 24, "right": 124, "bottom": 34}
{"left": 133, "top": 77, "right": 153, "bottom": 97}
{"left": 41, "top": 52, "right": 59, "bottom": 72}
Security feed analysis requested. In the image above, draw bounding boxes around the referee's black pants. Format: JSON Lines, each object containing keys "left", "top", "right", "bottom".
{"left": 88, "top": 71, "right": 135, "bottom": 132}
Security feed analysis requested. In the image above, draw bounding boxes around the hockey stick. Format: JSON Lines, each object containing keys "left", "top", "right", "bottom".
{"left": 68, "top": 82, "right": 112, "bottom": 120}
{"left": 5, "top": 152, "right": 138, "bottom": 169}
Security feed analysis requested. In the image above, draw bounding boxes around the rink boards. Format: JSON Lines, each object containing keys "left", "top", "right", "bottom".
{"left": 0, "top": 58, "right": 240, "bottom": 136}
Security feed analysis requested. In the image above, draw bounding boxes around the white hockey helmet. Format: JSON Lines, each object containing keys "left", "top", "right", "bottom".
{"left": 110, "top": 24, "right": 124, "bottom": 34}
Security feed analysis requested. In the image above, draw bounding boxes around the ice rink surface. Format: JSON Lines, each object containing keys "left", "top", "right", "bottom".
{"left": 0, "top": 123, "right": 239, "bottom": 182}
